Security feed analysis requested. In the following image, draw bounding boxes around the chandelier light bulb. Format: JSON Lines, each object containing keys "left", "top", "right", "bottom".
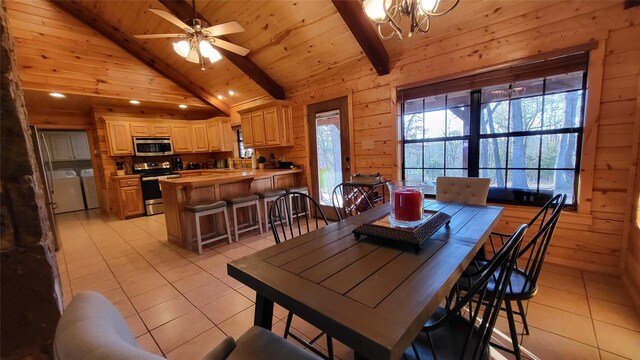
{"left": 173, "top": 40, "right": 190, "bottom": 58}
{"left": 363, "top": 0, "right": 389, "bottom": 22}
{"left": 419, "top": 0, "right": 439, "bottom": 14}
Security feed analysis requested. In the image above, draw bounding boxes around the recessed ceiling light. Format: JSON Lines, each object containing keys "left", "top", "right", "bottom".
{"left": 179, "top": 104, "right": 188, "bottom": 109}
{"left": 228, "top": 90, "right": 235, "bottom": 96}
{"left": 217, "top": 95, "right": 224, "bottom": 100}
{"left": 49, "top": 92, "right": 65, "bottom": 98}
{"left": 129, "top": 100, "right": 140, "bottom": 105}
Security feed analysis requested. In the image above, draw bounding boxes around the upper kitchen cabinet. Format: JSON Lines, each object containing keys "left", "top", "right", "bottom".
{"left": 104, "top": 119, "right": 134, "bottom": 156}
{"left": 191, "top": 123, "right": 209, "bottom": 152}
{"left": 207, "top": 118, "right": 234, "bottom": 152}
{"left": 44, "top": 131, "right": 91, "bottom": 161}
{"left": 171, "top": 123, "right": 193, "bottom": 153}
{"left": 239, "top": 101, "right": 293, "bottom": 149}
{"left": 130, "top": 123, "right": 172, "bottom": 137}
{"left": 103, "top": 117, "right": 234, "bottom": 156}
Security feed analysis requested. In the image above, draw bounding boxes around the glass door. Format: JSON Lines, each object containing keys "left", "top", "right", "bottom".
{"left": 308, "top": 97, "right": 350, "bottom": 220}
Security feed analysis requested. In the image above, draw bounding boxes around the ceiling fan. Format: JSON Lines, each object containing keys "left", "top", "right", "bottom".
{"left": 134, "top": 0, "right": 249, "bottom": 70}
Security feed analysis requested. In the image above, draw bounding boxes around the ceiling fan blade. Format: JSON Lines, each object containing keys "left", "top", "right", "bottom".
{"left": 148, "top": 8, "right": 192, "bottom": 31}
{"left": 134, "top": 33, "right": 185, "bottom": 39}
{"left": 203, "top": 21, "right": 245, "bottom": 37}
{"left": 209, "top": 38, "right": 250, "bottom": 56}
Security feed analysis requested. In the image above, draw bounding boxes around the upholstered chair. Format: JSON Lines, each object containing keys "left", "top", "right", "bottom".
{"left": 435, "top": 177, "right": 490, "bottom": 205}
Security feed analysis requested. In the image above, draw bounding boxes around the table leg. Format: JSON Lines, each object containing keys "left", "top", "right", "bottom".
{"left": 254, "top": 293, "right": 274, "bottom": 330}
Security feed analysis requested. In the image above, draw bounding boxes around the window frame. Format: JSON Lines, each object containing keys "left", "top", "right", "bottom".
{"left": 399, "top": 53, "right": 589, "bottom": 208}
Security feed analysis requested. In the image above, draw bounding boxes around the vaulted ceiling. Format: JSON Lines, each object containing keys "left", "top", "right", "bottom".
{"left": 6, "top": 0, "right": 551, "bottom": 115}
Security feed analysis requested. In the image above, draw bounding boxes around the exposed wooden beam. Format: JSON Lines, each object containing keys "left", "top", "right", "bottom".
{"left": 159, "top": 0, "right": 286, "bottom": 100}
{"left": 51, "top": 0, "right": 230, "bottom": 115}
{"left": 625, "top": 0, "right": 640, "bottom": 9}
{"left": 331, "top": 0, "right": 389, "bottom": 76}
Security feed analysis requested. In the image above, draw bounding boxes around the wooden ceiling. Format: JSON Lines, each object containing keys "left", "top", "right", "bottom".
{"left": 5, "top": 0, "right": 555, "bottom": 113}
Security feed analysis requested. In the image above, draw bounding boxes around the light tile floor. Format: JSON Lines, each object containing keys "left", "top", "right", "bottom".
{"left": 56, "top": 210, "right": 640, "bottom": 360}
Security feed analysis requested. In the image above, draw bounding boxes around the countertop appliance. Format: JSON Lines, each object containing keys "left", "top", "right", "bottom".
{"left": 132, "top": 162, "right": 179, "bottom": 215}
{"left": 133, "top": 137, "right": 173, "bottom": 156}
{"left": 80, "top": 169, "right": 99, "bottom": 209}
{"left": 172, "top": 157, "right": 183, "bottom": 171}
{"left": 187, "top": 162, "right": 201, "bottom": 170}
{"left": 52, "top": 169, "right": 85, "bottom": 214}
{"left": 29, "top": 125, "right": 60, "bottom": 250}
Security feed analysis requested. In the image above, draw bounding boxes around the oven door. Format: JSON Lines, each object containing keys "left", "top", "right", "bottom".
{"left": 140, "top": 175, "right": 179, "bottom": 215}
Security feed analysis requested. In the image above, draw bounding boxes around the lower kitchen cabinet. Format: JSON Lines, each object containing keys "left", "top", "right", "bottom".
{"left": 112, "top": 177, "right": 144, "bottom": 219}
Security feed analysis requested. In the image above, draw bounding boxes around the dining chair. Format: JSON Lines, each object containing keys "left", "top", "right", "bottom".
{"left": 54, "top": 291, "right": 320, "bottom": 360}
{"left": 435, "top": 177, "right": 490, "bottom": 205}
{"left": 460, "top": 193, "right": 567, "bottom": 360}
{"left": 409, "top": 224, "right": 527, "bottom": 360}
{"left": 331, "top": 182, "right": 374, "bottom": 220}
{"left": 269, "top": 192, "right": 334, "bottom": 359}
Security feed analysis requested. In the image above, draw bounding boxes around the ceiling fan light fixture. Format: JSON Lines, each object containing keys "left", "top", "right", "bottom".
{"left": 208, "top": 48, "right": 222, "bottom": 63}
{"left": 173, "top": 40, "right": 190, "bottom": 58}
{"left": 186, "top": 46, "right": 200, "bottom": 63}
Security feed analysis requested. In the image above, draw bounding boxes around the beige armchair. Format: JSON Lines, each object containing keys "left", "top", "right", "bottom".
{"left": 54, "top": 291, "right": 319, "bottom": 360}
{"left": 435, "top": 177, "right": 490, "bottom": 205}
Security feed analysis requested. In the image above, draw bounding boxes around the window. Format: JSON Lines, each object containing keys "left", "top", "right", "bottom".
{"left": 400, "top": 53, "right": 588, "bottom": 206}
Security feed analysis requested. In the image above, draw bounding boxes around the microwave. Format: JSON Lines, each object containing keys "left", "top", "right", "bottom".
{"left": 133, "top": 137, "right": 173, "bottom": 156}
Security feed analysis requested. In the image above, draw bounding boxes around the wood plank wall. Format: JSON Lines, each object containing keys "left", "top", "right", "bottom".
{"left": 4, "top": 0, "right": 204, "bottom": 106}
{"left": 280, "top": 2, "right": 640, "bottom": 278}
{"left": 628, "top": 78, "right": 640, "bottom": 296}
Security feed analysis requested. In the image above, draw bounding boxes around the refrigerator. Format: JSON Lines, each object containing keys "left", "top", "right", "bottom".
{"left": 29, "top": 125, "right": 60, "bottom": 250}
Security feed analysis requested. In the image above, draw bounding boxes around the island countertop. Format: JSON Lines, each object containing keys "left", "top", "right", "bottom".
{"left": 160, "top": 168, "right": 304, "bottom": 248}
{"left": 160, "top": 168, "right": 303, "bottom": 188}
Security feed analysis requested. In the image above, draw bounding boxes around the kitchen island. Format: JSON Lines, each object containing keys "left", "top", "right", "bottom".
{"left": 160, "top": 168, "right": 304, "bottom": 249}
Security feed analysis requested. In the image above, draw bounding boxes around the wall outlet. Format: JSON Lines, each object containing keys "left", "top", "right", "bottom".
{"left": 362, "top": 140, "right": 375, "bottom": 150}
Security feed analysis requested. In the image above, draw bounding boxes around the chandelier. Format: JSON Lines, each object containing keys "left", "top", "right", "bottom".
{"left": 362, "top": 0, "right": 460, "bottom": 40}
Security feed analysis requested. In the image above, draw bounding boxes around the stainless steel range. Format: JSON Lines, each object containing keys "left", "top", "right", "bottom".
{"left": 132, "top": 162, "right": 180, "bottom": 215}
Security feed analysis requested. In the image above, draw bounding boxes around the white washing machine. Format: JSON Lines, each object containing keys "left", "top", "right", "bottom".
{"left": 80, "top": 168, "right": 99, "bottom": 209}
{"left": 52, "top": 169, "right": 85, "bottom": 214}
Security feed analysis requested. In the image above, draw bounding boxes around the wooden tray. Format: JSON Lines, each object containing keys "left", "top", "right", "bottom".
{"left": 353, "top": 210, "right": 451, "bottom": 251}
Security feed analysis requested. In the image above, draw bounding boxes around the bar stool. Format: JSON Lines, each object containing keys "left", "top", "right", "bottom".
{"left": 285, "top": 186, "right": 311, "bottom": 219}
{"left": 225, "top": 195, "right": 263, "bottom": 242}
{"left": 184, "top": 201, "right": 231, "bottom": 255}
{"left": 255, "top": 189, "right": 287, "bottom": 232}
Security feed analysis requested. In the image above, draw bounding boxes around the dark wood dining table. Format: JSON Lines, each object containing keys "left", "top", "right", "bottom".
{"left": 227, "top": 201, "right": 503, "bottom": 360}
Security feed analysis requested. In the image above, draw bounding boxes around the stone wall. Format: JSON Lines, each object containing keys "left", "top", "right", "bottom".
{"left": 1, "top": 3, "right": 62, "bottom": 358}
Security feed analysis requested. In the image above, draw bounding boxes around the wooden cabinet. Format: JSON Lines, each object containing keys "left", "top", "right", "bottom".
{"left": 273, "top": 174, "right": 295, "bottom": 189}
{"left": 105, "top": 121, "right": 134, "bottom": 156}
{"left": 130, "top": 123, "right": 172, "bottom": 137}
{"left": 251, "top": 112, "right": 267, "bottom": 146}
{"left": 104, "top": 117, "right": 236, "bottom": 156}
{"left": 241, "top": 114, "right": 254, "bottom": 147}
{"left": 192, "top": 124, "right": 209, "bottom": 152}
{"left": 112, "top": 177, "right": 144, "bottom": 219}
{"left": 208, "top": 119, "right": 235, "bottom": 152}
{"left": 238, "top": 101, "right": 293, "bottom": 149}
{"left": 207, "top": 122, "right": 222, "bottom": 151}
{"left": 171, "top": 124, "right": 193, "bottom": 153}
{"left": 44, "top": 132, "right": 91, "bottom": 161}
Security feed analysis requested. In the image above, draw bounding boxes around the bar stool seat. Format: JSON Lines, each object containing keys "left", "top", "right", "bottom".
{"left": 184, "top": 200, "right": 231, "bottom": 255}
{"left": 285, "top": 187, "right": 310, "bottom": 219}
{"left": 256, "top": 190, "right": 287, "bottom": 232}
{"left": 225, "top": 195, "right": 263, "bottom": 242}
